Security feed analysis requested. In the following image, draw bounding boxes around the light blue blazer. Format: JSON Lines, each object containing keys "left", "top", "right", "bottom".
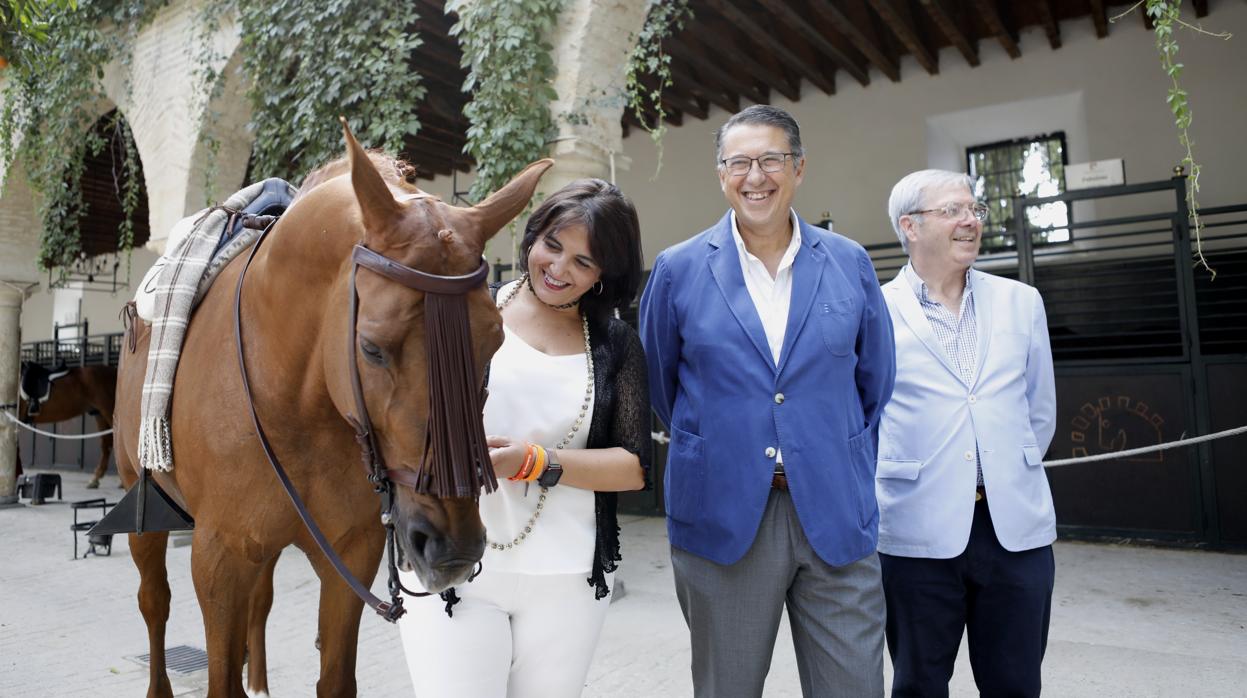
{"left": 640, "top": 213, "right": 896, "bottom": 566}
{"left": 877, "top": 269, "right": 1057, "bottom": 558}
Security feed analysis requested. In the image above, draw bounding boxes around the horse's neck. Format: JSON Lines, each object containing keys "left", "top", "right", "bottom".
{"left": 237, "top": 225, "right": 351, "bottom": 407}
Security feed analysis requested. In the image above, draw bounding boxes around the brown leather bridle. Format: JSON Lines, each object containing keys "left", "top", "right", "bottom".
{"left": 233, "top": 212, "right": 496, "bottom": 622}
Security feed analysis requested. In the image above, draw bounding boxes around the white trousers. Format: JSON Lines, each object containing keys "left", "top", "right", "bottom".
{"left": 398, "top": 569, "right": 612, "bottom": 698}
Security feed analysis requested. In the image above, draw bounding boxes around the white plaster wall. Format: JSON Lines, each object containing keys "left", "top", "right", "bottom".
{"left": 616, "top": 3, "right": 1247, "bottom": 266}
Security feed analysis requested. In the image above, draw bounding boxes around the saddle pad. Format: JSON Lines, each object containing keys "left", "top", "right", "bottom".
{"left": 18, "top": 361, "right": 70, "bottom": 412}
{"left": 136, "top": 178, "right": 296, "bottom": 471}
{"left": 134, "top": 178, "right": 296, "bottom": 321}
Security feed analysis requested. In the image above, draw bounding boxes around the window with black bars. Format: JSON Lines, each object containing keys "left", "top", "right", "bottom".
{"left": 967, "top": 132, "right": 1071, "bottom": 252}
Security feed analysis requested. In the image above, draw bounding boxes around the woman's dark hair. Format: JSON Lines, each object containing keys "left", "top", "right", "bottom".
{"left": 518, "top": 178, "right": 643, "bottom": 321}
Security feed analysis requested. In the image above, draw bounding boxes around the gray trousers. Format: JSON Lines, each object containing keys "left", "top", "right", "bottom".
{"left": 671, "top": 489, "right": 885, "bottom": 698}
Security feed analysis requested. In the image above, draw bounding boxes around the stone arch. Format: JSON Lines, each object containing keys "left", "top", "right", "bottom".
{"left": 184, "top": 46, "right": 254, "bottom": 215}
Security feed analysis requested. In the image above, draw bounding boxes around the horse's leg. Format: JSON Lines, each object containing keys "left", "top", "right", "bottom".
{"left": 192, "top": 529, "right": 263, "bottom": 698}
{"left": 130, "top": 530, "right": 174, "bottom": 698}
{"left": 86, "top": 414, "right": 112, "bottom": 488}
{"left": 307, "top": 530, "right": 385, "bottom": 698}
{"left": 245, "top": 552, "right": 281, "bottom": 697}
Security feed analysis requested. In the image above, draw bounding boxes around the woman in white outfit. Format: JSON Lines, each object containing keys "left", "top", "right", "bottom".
{"left": 399, "top": 179, "right": 651, "bottom": 698}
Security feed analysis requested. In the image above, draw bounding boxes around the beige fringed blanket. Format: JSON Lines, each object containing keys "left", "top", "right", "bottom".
{"left": 137, "top": 179, "right": 296, "bottom": 471}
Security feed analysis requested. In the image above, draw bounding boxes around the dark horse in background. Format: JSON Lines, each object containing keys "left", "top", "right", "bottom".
{"left": 112, "top": 121, "right": 552, "bottom": 698}
{"left": 16, "top": 361, "right": 117, "bottom": 488}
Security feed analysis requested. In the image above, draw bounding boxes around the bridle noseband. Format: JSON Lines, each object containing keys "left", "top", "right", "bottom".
{"left": 233, "top": 212, "right": 495, "bottom": 622}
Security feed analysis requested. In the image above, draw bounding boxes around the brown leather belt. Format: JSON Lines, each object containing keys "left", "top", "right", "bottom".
{"left": 771, "top": 472, "right": 788, "bottom": 491}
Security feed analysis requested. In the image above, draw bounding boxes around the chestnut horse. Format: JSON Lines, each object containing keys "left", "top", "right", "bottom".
{"left": 112, "top": 124, "right": 552, "bottom": 697}
{"left": 16, "top": 363, "right": 117, "bottom": 488}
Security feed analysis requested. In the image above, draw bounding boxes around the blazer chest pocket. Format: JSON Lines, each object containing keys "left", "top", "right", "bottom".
{"left": 819, "top": 297, "right": 857, "bottom": 357}
{"left": 877, "top": 458, "right": 921, "bottom": 480}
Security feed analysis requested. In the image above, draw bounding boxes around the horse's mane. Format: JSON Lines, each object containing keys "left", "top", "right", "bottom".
{"left": 292, "top": 150, "right": 419, "bottom": 201}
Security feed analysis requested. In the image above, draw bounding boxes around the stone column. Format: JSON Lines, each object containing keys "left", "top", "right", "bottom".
{"left": 541, "top": 0, "right": 650, "bottom": 193}
{"left": 0, "top": 285, "right": 25, "bottom": 504}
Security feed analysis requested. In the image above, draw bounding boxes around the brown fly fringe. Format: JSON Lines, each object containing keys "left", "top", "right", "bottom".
{"left": 421, "top": 292, "right": 498, "bottom": 498}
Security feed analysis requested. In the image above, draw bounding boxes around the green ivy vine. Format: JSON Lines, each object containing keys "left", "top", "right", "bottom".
{"left": 448, "top": 0, "right": 563, "bottom": 205}
{"left": 0, "top": 0, "right": 166, "bottom": 276}
{"left": 624, "top": 0, "right": 692, "bottom": 177}
{"left": 1115, "top": 0, "right": 1232, "bottom": 276}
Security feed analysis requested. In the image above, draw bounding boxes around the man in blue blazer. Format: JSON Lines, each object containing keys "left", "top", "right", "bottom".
{"left": 877, "top": 169, "right": 1057, "bottom": 697}
{"left": 640, "top": 105, "right": 896, "bottom": 697}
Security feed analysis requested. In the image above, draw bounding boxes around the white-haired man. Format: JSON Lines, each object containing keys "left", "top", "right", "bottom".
{"left": 876, "top": 169, "right": 1057, "bottom": 697}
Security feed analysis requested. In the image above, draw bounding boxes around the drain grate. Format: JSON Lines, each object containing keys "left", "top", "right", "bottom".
{"left": 132, "top": 644, "right": 210, "bottom": 675}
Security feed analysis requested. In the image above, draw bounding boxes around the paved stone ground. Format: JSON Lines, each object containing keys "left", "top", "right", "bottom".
{"left": 2, "top": 467, "right": 1245, "bottom": 697}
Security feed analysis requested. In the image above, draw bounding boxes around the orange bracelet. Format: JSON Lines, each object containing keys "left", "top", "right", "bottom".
{"left": 526, "top": 445, "right": 547, "bottom": 482}
{"left": 510, "top": 443, "right": 536, "bottom": 481}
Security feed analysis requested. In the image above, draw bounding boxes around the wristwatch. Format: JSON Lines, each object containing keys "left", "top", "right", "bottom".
{"left": 537, "top": 449, "right": 564, "bottom": 488}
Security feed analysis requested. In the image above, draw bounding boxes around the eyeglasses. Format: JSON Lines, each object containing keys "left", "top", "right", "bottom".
{"left": 909, "top": 202, "right": 990, "bottom": 222}
{"left": 719, "top": 152, "right": 797, "bottom": 176}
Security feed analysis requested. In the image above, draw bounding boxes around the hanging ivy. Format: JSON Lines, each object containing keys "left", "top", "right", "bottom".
{"left": 623, "top": 0, "right": 692, "bottom": 177}
{"left": 191, "top": 0, "right": 424, "bottom": 185}
{"left": 1114, "top": 0, "right": 1232, "bottom": 276}
{"left": 448, "top": 0, "right": 562, "bottom": 204}
{"left": 2, "top": 0, "right": 427, "bottom": 275}
{"left": 0, "top": 0, "right": 166, "bottom": 276}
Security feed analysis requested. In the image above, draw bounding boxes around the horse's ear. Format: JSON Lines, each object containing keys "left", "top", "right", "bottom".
{"left": 341, "top": 117, "right": 401, "bottom": 234}
{"left": 465, "top": 159, "right": 555, "bottom": 243}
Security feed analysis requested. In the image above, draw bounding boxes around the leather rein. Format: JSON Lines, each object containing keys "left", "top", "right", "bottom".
{"left": 232, "top": 212, "right": 490, "bottom": 622}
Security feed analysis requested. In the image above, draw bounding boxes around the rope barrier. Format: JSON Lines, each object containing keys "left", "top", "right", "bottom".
{"left": 0, "top": 409, "right": 114, "bottom": 439}
{"left": 1042, "top": 424, "right": 1247, "bottom": 467}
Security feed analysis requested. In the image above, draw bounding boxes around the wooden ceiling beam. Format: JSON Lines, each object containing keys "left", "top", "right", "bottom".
{"left": 806, "top": 0, "right": 899, "bottom": 82}
{"left": 671, "top": 64, "right": 740, "bottom": 114}
{"left": 697, "top": 16, "right": 802, "bottom": 101}
{"left": 640, "top": 75, "right": 710, "bottom": 120}
{"left": 756, "top": 0, "right": 871, "bottom": 86}
{"left": 701, "top": 0, "right": 836, "bottom": 95}
{"left": 1036, "top": 0, "right": 1061, "bottom": 49}
{"left": 917, "top": 0, "right": 979, "bottom": 67}
{"left": 972, "top": 0, "right": 1021, "bottom": 59}
{"left": 667, "top": 39, "right": 769, "bottom": 107}
{"left": 868, "top": 0, "right": 938, "bottom": 75}
{"left": 1087, "top": 0, "right": 1108, "bottom": 38}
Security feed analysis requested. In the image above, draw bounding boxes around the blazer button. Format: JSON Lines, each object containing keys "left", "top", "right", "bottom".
{"left": 964, "top": 450, "right": 975, "bottom": 461}
{"left": 968, "top": 394, "right": 977, "bottom": 404}
{"left": 774, "top": 392, "right": 785, "bottom": 404}
{"left": 765, "top": 447, "right": 777, "bottom": 459}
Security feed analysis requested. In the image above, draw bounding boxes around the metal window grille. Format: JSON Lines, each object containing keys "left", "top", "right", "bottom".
{"left": 967, "top": 132, "right": 1071, "bottom": 252}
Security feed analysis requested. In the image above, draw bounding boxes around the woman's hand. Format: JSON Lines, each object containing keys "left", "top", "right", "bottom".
{"left": 486, "top": 435, "right": 527, "bottom": 480}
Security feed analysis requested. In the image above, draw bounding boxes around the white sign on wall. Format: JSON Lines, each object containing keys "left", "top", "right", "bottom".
{"left": 1066, "top": 159, "right": 1126, "bottom": 190}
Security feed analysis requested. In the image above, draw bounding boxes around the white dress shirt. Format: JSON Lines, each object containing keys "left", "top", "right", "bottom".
{"left": 731, "top": 209, "right": 801, "bottom": 465}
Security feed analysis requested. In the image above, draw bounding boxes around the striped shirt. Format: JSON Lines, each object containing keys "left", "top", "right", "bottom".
{"left": 903, "top": 265, "right": 982, "bottom": 485}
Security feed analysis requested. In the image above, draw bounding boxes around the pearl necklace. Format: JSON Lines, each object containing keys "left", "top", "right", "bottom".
{"left": 487, "top": 274, "right": 594, "bottom": 551}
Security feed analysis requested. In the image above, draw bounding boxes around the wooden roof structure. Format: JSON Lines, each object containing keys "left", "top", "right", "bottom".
{"left": 627, "top": 0, "right": 1208, "bottom": 131}
{"left": 399, "top": 0, "right": 1214, "bottom": 174}
{"left": 75, "top": 0, "right": 1218, "bottom": 252}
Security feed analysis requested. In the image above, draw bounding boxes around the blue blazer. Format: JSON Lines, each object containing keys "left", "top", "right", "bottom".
{"left": 640, "top": 213, "right": 896, "bottom": 566}
{"left": 876, "top": 270, "right": 1057, "bottom": 558}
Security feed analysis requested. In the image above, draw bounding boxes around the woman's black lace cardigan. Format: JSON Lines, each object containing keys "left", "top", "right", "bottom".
{"left": 446, "top": 285, "right": 653, "bottom": 607}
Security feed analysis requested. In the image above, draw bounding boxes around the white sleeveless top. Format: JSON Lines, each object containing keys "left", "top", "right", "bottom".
{"left": 477, "top": 285, "right": 597, "bottom": 574}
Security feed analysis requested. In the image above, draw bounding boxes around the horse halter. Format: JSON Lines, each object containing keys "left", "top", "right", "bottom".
{"left": 233, "top": 211, "right": 495, "bottom": 623}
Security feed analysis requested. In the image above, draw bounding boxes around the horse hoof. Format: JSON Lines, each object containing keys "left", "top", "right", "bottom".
{"left": 86, "top": 479, "right": 100, "bottom": 489}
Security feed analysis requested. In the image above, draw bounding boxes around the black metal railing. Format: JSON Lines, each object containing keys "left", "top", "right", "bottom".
{"left": 865, "top": 177, "right": 1246, "bottom": 362}
{"left": 20, "top": 320, "right": 125, "bottom": 368}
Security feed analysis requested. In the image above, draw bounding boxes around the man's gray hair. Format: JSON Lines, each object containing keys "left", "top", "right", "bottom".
{"left": 714, "top": 104, "right": 804, "bottom": 166}
{"left": 887, "top": 169, "right": 976, "bottom": 252}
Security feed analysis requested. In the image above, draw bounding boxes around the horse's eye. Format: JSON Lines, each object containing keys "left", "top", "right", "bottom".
{"left": 359, "top": 338, "right": 386, "bottom": 366}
